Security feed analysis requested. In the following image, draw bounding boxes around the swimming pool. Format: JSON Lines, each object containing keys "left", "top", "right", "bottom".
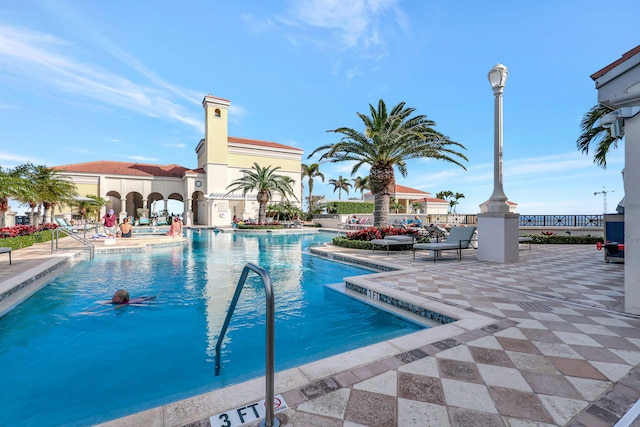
{"left": 0, "top": 231, "right": 424, "bottom": 426}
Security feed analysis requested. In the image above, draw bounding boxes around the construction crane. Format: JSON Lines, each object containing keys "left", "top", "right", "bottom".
{"left": 594, "top": 187, "right": 615, "bottom": 214}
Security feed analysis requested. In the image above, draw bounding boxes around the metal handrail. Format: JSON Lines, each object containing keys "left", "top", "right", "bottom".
{"left": 51, "top": 228, "right": 95, "bottom": 260}
{"left": 214, "top": 263, "right": 279, "bottom": 427}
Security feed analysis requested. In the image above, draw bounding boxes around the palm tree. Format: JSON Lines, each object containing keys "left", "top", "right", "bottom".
{"left": 0, "top": 166, "right": 30, "bottom": 227}
{"left": 577, "top": 104, "right": 620, "bottom": 168}
{"left": 74, "top": 195, "right": 106, "bottom": 224}
{"left": 452, "top": 192, "right": 465, "bottom": 213}
{"left": 436, "top": 190, "right": 454, "bottom": 213}
{"left": 328, "top": 176, "right": 352, "bottom": 200}
{"left": 301, "top": 163, "right": 325, "bottom": 214}
{"left": 410, "top": 201, "right": 422, "bottom": 214}
{"left": 28, "top": 164, "right": 78, "bottom": 224}
{"left": 312, "top": 100, "right": 467, "bottom": 227}
{"left": 389, "top": 197, "right": 403, "bottom": 214}
{"left": 226, "top": 163, "right": 298, "bottom": 224}
{"left": 353, "top": 175, "right": 370, "bottom": 200}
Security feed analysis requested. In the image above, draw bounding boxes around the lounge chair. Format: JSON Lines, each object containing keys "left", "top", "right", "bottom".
{"left": 413, "top": 226, "right": 477, "bottom": 262}
{"left": 138, "top": 217, "right": 150, "bottom": 226}
{"left": 519, "top": 236, "right": 533, "bottom": 250}
{"left": 0, "top": 247, "right": 11, "bottom": 264}
{"left": 370, "top": 234, "right": 417, "bottom": 255}
{"left": 354, "top": 217, "right": 370, "bottom": 229}
{"left": 156, "top": 216, "right": 168, "bottom": 226}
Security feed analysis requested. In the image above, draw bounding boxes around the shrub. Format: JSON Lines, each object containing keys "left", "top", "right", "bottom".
{"left": 236, "top": 224, "right": 285, "bottom": 230}
{"left": 0, "top": 229, "right": 62, "bottom": 250}
{"left": 523, "top": 234, "right": 604, "bottom": 244}
{"left": 333, "top": 226, "right": 426, "bottom": 250}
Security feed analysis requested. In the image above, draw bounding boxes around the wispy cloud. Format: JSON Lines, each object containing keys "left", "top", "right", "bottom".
{"left": 0, "top": 150, "right": 43, "bottom": 166}
{"left": 161, "top": 143, "right": 188, "bottom": 149}
{"left": 0, "top": 23, "right": 202, "bottom": 132}
{"left": 247, "top": 0, "right": 407, "bottom": 78}
{"left": 280, "top": 0, "right": 405, "bottom": 50}
{"left": 124, "top": 155, "right": 159, "bottom": 162}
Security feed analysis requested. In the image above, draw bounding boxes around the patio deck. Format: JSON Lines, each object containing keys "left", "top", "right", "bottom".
{"left": 1, "top": 234, "right": 638, "bottom": 426}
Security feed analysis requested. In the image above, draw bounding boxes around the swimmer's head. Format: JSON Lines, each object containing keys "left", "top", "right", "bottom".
{"left": 112, "top": 289, "right": 130, "bottom": 304}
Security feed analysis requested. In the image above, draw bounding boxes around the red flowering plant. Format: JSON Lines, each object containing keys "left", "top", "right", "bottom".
{"left": 0, "top": 223, "right": 58, "bottom": 239}
{"left": 346, "top": 226, "right": 419, "bottom": 241}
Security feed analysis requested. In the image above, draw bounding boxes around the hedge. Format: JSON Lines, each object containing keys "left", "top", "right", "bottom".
{"left": 326, "top": 201, "right": 374, "bottom": 215}
{"left": 332, "top": 232, "right": 603, "bottom": 251}
{"left": 0, "top": 230, "right": 64, "bottom": 250}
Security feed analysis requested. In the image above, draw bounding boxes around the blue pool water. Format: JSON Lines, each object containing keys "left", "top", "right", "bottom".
{"left": 0, "top": 231, "right": 423, "bottom": 426}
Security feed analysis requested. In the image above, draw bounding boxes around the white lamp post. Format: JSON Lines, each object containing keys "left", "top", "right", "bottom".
{"left": 487, "top": 63, "right": 510, "bottom": 212}
{"left": 478, "top": 63, "right": 519, "bottom": 263}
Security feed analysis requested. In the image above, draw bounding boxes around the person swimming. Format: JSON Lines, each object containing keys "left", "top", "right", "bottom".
{"left": 111, "top": 289, "right": 156, "bottom": 305}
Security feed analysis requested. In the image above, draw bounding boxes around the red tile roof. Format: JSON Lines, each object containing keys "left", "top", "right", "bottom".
{"left": 591, "top": 45, "right": 640, "bottom": 80}
{"left": 228, "top": 136, "right": 303, "bottom": 152}
{"left": 52, "top": 161, "right": 198, "bottom": 178}
{"left": 393, "top": 184, "right": 429, "bottom": 195}
{"left": 415, "top": 197, "right": 447, "bottom": 203}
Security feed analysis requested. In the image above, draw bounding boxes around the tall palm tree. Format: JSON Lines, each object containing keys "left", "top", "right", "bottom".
{"left": 226, "top": 163, "right": 298, "bottom": 224}
{"left": 452, "top": 192, "right": 465, "bottom": 213}
{"left": 577, "top": 104, "right": 620, "bottom": 168}
{"left": 310, "top": 99, "right": 467, "bottom": 227}
{"left": 0, "top": 166, "right": 30, "bottom": 227}
{"left": 328, "top": 176, "right": 352, "bottom": 200}
{"left": 353, "top": 175, "right": 370, "bottom": 200}
{"left": 28, "top": 165, "right": 79, "bottom": 224}
{"left": 74, "top": 195, "right": 106, "bottom": 224}
{"left": 301, "top": 163, "right": 325, "bottom": 214}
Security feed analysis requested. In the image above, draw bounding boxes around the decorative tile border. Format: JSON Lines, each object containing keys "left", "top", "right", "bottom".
{"left": 345, "top": 280, "right": 456, "bottom": 325}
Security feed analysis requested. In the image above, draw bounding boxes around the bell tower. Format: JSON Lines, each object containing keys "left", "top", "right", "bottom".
{"left": 199, "top": 95, "right": 231, "bottom": 195}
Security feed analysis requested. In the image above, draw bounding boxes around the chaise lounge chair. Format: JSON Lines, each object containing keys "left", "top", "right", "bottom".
{"left": 413, "top": 226, "right": 477, "bottom": 262}
{"left": 370, "top": 234, "right": 417, "bottom": 255}
{"left": 0, "top": 247, "right": 11, "bottom": 264}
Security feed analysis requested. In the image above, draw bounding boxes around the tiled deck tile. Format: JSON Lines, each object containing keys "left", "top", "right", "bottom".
{"left": 538, "top": 395, "right": 589, "bottom": 425}
{"left": 519, "top": 328, "right": 564, "bottom": 344}
{"left": 398, "top": 357, "right": 440, "bottom": 377}
{"left": 437, "top": 358, "right": 483, "bottom": 383}
{"left": 572, "top": 345, "right": 627, "bottom": 363}
{"left": 286, "top": 410, "right": 343, "bottom": 427}
{"left": 477, "top": 364, "right": 532, "bottom": 392}
{"left": 553, "top": 331, "right": 604, "bottom": 347}
{"left": 441, "top": 379, "right": 497, "bottom": 413}
{"left": 590, "top": 361, "right": 633, "bottom": 382}
{"left": 596, "top": 388, "right": 637, "bottom": 417}
{"left": 469, "top": 346, "right": 516, "bottom": 367}
{"left": 447, "top": 407, "right": 505, "bottom": 427}
{"left": 566, "top": 376, "right": 613, "bottom": 400}
{"left": 591, "top": 334, "right": 639, "bottom": 350}
{"left": 507, "top": 352, "right": 559, "bottom": 374}
{"left": 533, "top": 341, "right": 583, "bottom": 359}
{"left": 353, "top": 371, "right": 397, "bottom": 397}
{"left": 397, "top": 372, "right": 445, "bottom": 404}
{"left": 296, "top": 388, "right": 351, "bottom": 420}
{"left": 344, "top": 389, "right": 397, "bottom": 427}
{"left": 488, "top": 386, "right": 555, "bottom": 423}
{"left": 497, "top": 336, "right": 542, "bottom": 353}
{"left": 548, "top": 357, "right": 608, "bottom": 380}
{"left": 397, "top": 399, "right": 450, "bottom": 427}
{"left": 520, "top": 371, "right": 582, "bottom": 399}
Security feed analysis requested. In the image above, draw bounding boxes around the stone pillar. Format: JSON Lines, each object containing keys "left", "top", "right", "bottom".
{"left": 624, "top": 113, "right": 640, "bottom": 314}
{"left": 477, "top": 213, "right": 520, "bottom": 263}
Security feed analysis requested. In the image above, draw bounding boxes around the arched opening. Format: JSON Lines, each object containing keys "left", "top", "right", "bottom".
{"left": 125, "top": 192, "right": 143, "bottom": 218}
{"left": 192, "top": 191, "right": 205, "bottom": 225}
{"left": 105, "top": 191, "right": 121, "bottom": 214}
{"left": 214, "top": 108, "right": 221, "bottom": 118}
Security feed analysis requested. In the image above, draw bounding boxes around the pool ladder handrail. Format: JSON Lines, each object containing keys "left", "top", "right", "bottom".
{"left": 51, "top": 227, "right": 95, "bottom": 260}
{"left": 214, "top": 263, "right": 279, "bottom": 427}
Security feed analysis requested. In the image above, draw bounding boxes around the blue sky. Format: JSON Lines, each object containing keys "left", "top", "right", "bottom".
{"left": 1, "top": 1, "right": 638, "bottom": 215}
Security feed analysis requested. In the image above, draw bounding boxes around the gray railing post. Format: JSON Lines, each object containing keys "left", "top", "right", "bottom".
{"left": 214, "top": 263, "right": 279, "bottom": 427}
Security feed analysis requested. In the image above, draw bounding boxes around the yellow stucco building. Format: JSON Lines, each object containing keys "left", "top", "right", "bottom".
{"left": 53, "top": 95, "right": 303, "bottom": 226}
